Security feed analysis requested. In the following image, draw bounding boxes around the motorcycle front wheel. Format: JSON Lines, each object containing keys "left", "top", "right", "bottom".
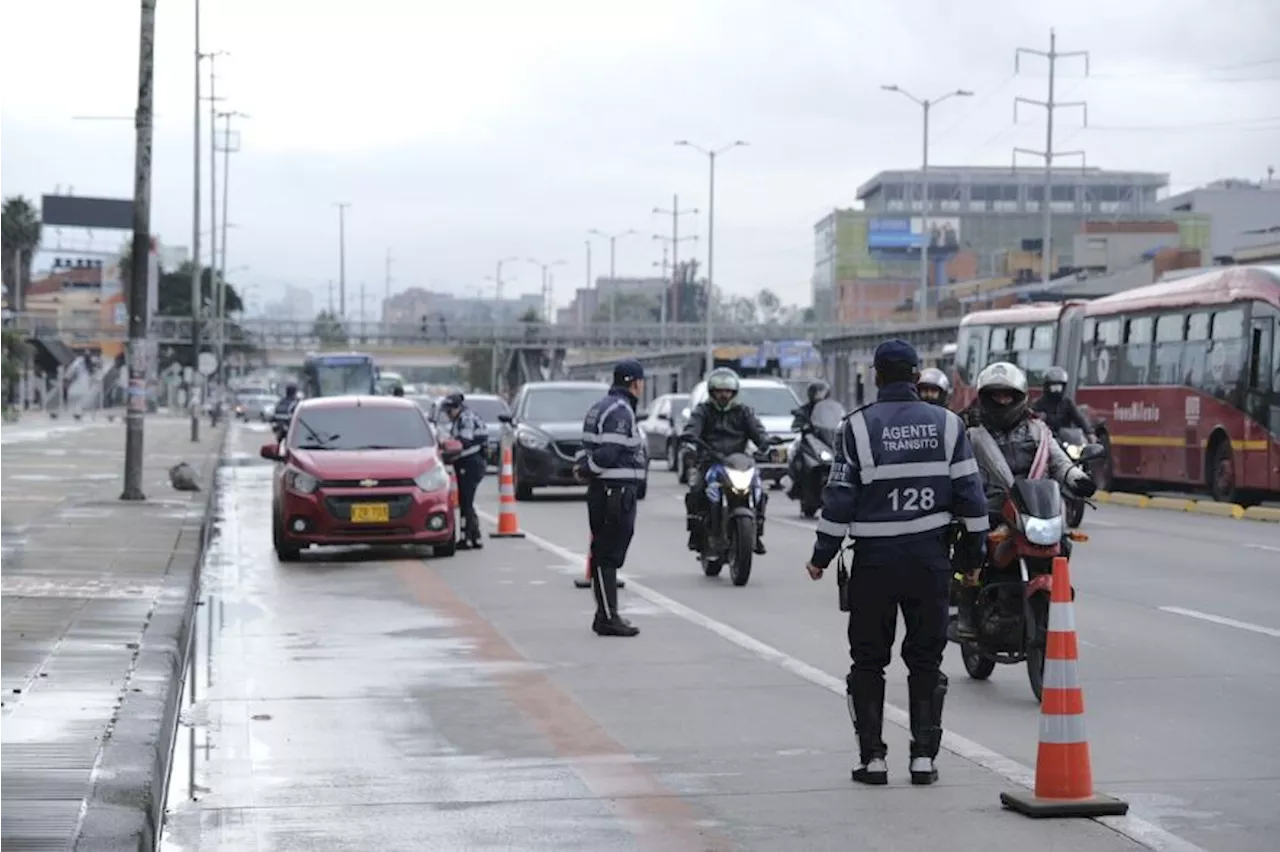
{"left": 1026, "top": 592, "right": 1050, "bottom": 703}
{"left": 1066, "top": 496, "right": 1085, "bottom": 528}
{"left": 961, "top": 642, "right": 996, "bottom": 680}
{"left": 729, "top": 515, "right": 755, "bottom": 586}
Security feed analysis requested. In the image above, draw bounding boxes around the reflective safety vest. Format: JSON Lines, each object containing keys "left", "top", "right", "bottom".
{"left": 577, "top": 387, "right": 647, "bottom": 482}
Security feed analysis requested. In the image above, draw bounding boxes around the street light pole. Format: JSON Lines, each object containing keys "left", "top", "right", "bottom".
{"left": 880, "top": 85, "right": 973, "bottom": 324}
{"left": 492, "top": 255, "right": 519, "bottom": 391}
{"left": 215, "top": 109, "right": 246, "bottom": 392}
{"left": 653, "top": 195, "right": 699, "bottom": 348}
{"left": 335, "top": 202, "right": 351, "bottom": 318}
{"left": 587, "top": 229, "right": 637, "bottom": 349}
{"left": 206, "top": 51, "right": 225, "bottom": 396}
{"left": 675, "top": 140, "right": 747, "bottom": 375}
{"left": 524, "top": 258, "right": 566, "bottom": 324}
{"left": 122, "top": 0, "right": 157, "bottom": 500}
{"left": 189, "top": 1, "right": 204, "bottom": 443}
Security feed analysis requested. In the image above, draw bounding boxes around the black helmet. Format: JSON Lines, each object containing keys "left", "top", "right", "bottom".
{"left": 1043, "top": 366, "right": 1069, "bottom": 399}
{"left": 442, "top": 392, "right": 465, "bottom": 410}
{"left": 391, "top": 385, "right": 405, "bottom": 397}
{"left": 806, "top": 380, "right": 830, "bottom": 404}
{"left": 917, "top": 368, "right": 951, "bottom": 406}
{"left": 284, "top": 383, "right": 298, "bottom": 396}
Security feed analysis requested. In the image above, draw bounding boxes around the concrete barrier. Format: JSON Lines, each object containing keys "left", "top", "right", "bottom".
{"left": 1243, "top": 506, "right": 1280, "bottom": 523}
{"left": 1190, "top": 501, "right": 1245, "bottom": 519}
{"left": 1105, "top": 492, "right": 1150, "bottom": 509}
{"left": 1147, "top": 496, "right": 1194, "bottom": 512}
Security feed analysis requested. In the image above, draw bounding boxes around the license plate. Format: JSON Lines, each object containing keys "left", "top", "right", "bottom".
{"left": 770, "top": 447, "right": 788, "bottom": 462}
{"left": 350, "top": 503, "right": 390, "bottom": 523}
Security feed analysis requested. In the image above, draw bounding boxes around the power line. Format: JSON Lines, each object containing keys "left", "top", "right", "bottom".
{"left": 1085, "top": 116, "right": 1280, "bottom": 131}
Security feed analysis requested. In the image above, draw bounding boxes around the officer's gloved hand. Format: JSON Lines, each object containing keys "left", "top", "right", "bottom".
{"left": 1071, "top": 476, "right": 1097, "bottom": 499}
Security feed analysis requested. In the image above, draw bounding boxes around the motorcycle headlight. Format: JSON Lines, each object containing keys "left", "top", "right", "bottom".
{"left": 414, "top": 464, "right": 450, "bottom": 492}
{"left": 1066, "top": 444, "right": 1082, "bottom": 460}
{"left": 1023, "top": 516, "right": 1063, "bottom": 547}
{"left": 516, "top": 428, "right": 550, "bottom": 450}
{"left": 725, "top": 468, "right": 754, "bottom": 493}
{"left": 284, "top": 466, "right": 318, "bottom": 495}
{"left": 819, "top": 449, "right": 833, "bottom": 462}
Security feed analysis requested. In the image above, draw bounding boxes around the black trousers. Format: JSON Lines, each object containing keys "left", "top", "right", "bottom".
{"left": 455, "top": 455, "right": 485, "bottom": 540}
{"left": 847, "top": 558, "right": 950, "bottom": 682}
{"left": 587, "top": 480, "right": 637, "bottom": 620}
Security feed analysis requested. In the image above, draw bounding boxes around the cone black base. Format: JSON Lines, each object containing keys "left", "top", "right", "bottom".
{"left": 1000, "top": 790, "right": 1130, "bottom": 818}
{"left": 574, "top": 578, "right": 624, "bottom": 588}
{"left": 489, "top": 531, "right": 526, "bottom": 539}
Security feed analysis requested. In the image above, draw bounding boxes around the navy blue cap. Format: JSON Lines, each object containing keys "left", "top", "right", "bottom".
{"left": 613, "top": 359, "right": 645, "bottom": 384}
{"left": 873, "top": 338, "right": 919, "bottom": 368}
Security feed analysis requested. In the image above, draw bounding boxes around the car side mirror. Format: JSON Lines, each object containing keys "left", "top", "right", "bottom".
{"left": 497, "top": 413, "right": 513, "bottom": 424}
{"left": 441, "top": 438, "right": 463, "bottom": 454}
{"left": 260, "top": 442, "right": 282, "bottom": 461}
{"left": 1080, "top": 443, "right": 1106, "bottom": 461}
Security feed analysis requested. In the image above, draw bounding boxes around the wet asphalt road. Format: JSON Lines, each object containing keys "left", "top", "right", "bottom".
{"left": 160, "top": 422, "right": 1280, "bottom": 851}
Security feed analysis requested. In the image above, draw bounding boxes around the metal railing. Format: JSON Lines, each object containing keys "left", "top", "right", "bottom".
{"left": 4, "top": 313, "right": 958, "bottom": 350}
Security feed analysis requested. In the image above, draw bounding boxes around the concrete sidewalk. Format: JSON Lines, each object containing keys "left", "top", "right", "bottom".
{"left": 1, "top": 418, "right": 226, "bottom": 851}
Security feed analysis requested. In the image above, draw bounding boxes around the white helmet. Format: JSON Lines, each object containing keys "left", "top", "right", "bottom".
{"left": 975, "top": 362, "right": 1028, "bottom": 395}
{"left": 975, "top": 362, "right": 1029, "bottom": 430}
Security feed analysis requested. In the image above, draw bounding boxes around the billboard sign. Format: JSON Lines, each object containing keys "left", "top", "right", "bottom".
{"left": 868, "top": 217, "right": 962, "bottom": 252}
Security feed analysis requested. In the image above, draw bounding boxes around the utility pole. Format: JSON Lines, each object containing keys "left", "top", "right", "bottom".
{"left": 215, "top": 109, "right": 245, "bottom": 391}
{"left": 122, "top": 0, "right": 157, "bottom": 500}
{"left": 206, "top": 51, "right": 225, "bottom": 395}
{"left": 653, "top": 194, "right": 699, "bottom": 347}
{"left": 327, "top": 280, "right": 334, "bottom": 314}
{"left": 587, "top": 230, "right": 637, "bottom": 348}
{"left": 1015, "top": 28, "right": 1090, "bottom": 288}
{"left": 383, "top": 248, "right": 392, "bottom": 339}
{"left": 335, "top": 202, "right": 350, "bottom": 318}
{"left": 190, "top": 1, "right": 204, "bottom": 443}
{"left": 524, "top": 258, "right": 565, "bottom": 324}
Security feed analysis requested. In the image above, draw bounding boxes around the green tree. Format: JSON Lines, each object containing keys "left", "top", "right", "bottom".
{"left": 592, "top": 291, "right": 661, "bottom": 324}
{"left": 2, "top": 196, "right": 42, "bottom": 312}
{"left": 519, "top": 307, "right": 541, "bottom": 324}
{"left": 457, "top": 347, "right": 495, "bottom": 392}
{"left": 756, "top": 288, "right": 783, "bottom": 324}
{"left": 312, "top": 309, "right": 348, "bottom": 345}
{"left": 153, "top": 262, "right": 245, "bottom": 317}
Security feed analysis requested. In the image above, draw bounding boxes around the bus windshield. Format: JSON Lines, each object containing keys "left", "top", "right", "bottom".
{"left": 305, "top": 356, "right": 376, "bottom": 397}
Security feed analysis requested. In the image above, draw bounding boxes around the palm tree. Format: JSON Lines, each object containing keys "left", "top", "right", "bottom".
{"left": 2, "top": 196, "right": 42, "bottom": 313}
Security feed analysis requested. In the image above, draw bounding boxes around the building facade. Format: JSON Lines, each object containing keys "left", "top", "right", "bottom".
{"left": 814, "top": 166, "right": 1188, "bottom": 322}
{"left": 1156, "top": 178, "right": 1280, "bottom": 262}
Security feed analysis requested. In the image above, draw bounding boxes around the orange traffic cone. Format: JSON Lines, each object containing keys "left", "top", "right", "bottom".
{"left": 489, "top": 445, "right": 525, "bottom": 539}
{"left": 573, "top": 535, "right": 625, "bottom": 589}
{"left": 1000, "top": 557, "right": 1129, "bottom": 818}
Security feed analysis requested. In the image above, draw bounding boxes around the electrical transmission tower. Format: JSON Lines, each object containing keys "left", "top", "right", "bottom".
{"left": 1014, "top": 28, "right": 1090, "bottom": 287}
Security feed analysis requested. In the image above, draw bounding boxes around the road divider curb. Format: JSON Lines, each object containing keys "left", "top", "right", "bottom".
{"left": 1096, "top": 490, "right": 1277, "bottom": 523}
{"left": 1190, "top": 501, "right": 1245, "bottom": 519}
{"left": 1243, "top": 506, "right": 1280, "bottom": 523}
{"left": 1147, "top": 496, "right": 1194, "bottom": 512}
{"left": 1100, "top": 491, "right": 1149, "bottom": 508}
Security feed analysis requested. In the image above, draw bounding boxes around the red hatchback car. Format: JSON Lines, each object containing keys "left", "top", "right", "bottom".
{"left": 261, "top": 395, "right": 459, "bottom": 561}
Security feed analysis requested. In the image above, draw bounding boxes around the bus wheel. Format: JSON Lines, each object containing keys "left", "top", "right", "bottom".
{"left": 1208, "top": 440, "right": 1237, "bottom": 504}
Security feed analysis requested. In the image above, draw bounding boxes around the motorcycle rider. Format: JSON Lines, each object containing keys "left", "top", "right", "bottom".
{"left": 954, "top": 362, "right": 1097, "bottom": 639}
{"left": 788, "top": 380, "right": 833, "bottom": 498}
{"left": 916, "top": 368, "right": 951, "bottom": 407}
{"left": 682, "top": 368, "right": 773, "bottom": 555}
{"left": 271, "top": 383, "right": 300, "bottom": 440}
{"left": 1032, "top": 366, "right": 1095, "bottom": 442}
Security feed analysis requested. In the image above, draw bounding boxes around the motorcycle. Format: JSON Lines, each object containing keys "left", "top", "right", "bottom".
{"left": 949, "top": 443, "right": 1103, "bottom": 702}
{"left": 1056, "top": 426, "right": 1098, "bottom": 527}
{"left": 788, "top": 399, "right": 846, "bottom": 518}
{"left": 682, "top": 435, "right": 783, "bottom": 587}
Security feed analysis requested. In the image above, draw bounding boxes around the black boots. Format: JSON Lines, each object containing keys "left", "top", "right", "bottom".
{"left": 955, "top": 585, "right": 978, "bottom": 639}
{"left": 592, "top": 612, "right": 639, "bottom": 637}
{"left": 907, "top": 672, "right": 948, "bottom": 785}
{"left": 847, "top": 672, "right": 888, "bottom": 785}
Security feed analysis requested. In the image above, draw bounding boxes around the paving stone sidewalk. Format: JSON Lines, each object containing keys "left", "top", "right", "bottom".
{"left": 2, "top": 418, "right": 226, "bottom": 852}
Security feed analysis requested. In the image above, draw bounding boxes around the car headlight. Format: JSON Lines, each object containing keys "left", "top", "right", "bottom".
{"left": 1023, "top": 516, "right": 1063, "bottom": 547}
{"left": 284, "top": 466, "right": 318, "bottom": 495}
{"left": 725, "top": 468, "right": 754, "bottom": 493}
{"left": 819, "top": 449, "right": 833, "bottom": 462}
{"left": 517, "top": 428, "right": 550, "bottom": 450}
{"left": 1065, "top": 444, "right": 1082, "bottom": 460}
{"left": 414, "top": 464, "right": 450, "bottom": 492}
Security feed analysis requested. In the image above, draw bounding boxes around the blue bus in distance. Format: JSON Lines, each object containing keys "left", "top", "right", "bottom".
{"left": 301, "top": 352, "right": 378, "bottom": 398}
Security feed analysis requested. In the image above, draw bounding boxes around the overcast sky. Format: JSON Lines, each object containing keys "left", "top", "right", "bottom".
{"left": 3, "top": 0, "right": 1278, "bottom": 315}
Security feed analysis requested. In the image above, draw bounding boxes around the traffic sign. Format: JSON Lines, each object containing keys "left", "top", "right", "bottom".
{"left": 198, "top": 352, "right": 218, "bottom": 376}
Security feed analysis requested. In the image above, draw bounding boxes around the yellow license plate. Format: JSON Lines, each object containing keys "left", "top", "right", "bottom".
{"left": 771, "top": 447, "right": 788, "bottom": 462}
{"left": 350, "top": 503, "right": 390, "bottom": 523}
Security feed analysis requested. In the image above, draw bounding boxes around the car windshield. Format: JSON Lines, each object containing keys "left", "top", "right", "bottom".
{"left": 735, "top": 385, "right": 801, "bottom": 417}
{"left": 289, "top": 405, "right": 435, "bottom": 451}
{"left": 466, "top": 397, "right": 510, "bottom": 421}
{"left": 522, "top": 388, "right": 605, "bottom": 422}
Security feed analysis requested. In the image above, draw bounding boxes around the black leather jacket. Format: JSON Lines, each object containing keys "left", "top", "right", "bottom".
{"left": 1032, "top": 394, "right": 1093, "bottom": 438}
{"left": 682, "top": 400, "right": 771, "bottom": 459}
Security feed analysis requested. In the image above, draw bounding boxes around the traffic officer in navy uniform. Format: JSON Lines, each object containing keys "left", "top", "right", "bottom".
{"left": 575, "top": 360, "right": 647, "bottom": 637}
{"left": 440, "top": 392, "right": 488, "bottom": 549}
{"left": 805, "top": 339, "right": 988, "bottom": 787}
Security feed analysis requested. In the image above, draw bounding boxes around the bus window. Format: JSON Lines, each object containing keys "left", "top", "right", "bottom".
{"left": 1180, "top": 312, "right": 1211, "bottom": 388}
{"left": 957, "top": 325, "right": 987, "bottom": 384}
{"left": 1153, "top": 313, "right": 1183, "bottom": 384}
{"left": 1248, "top": 314, "right": 1272, "bottom": 392}
{"left": 1082, "top": 318, "right": 1122, "bottom": 386}
{"left": 1121, "top": 316, "right": 1153, "bottom": 384}
{"left": 1021, "top": 323, "right": 1056, "bottom": 385}
{"left": 1206, "top": 307, "right": 1246, "bottom": 400}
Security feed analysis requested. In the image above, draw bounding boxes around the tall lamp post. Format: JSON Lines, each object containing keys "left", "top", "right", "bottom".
{"left": 525, "top": 258, "right": 566, "bottom": 324}
{"left": 674, "top": 140, "right": 747, "bottom": 375}
{"left": 334, "top": 202, "right": 351, "bottom": 318}
{"left": 587, "top": 228, "right": 637, "bottom": 349}
{"left": 880, "top": 84, "right": 973, "bottom": 324}
{"left": 491, "top": 256, "right": 519, "bottom": 391}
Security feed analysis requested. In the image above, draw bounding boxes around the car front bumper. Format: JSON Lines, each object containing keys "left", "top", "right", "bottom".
{"left": 278, "top": 486, "right": 455, "bottom": 546}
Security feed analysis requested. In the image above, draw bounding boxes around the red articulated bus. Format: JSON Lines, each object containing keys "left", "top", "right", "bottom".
{"left": 951, "top": 265, "right": 1280, "bottom": 503}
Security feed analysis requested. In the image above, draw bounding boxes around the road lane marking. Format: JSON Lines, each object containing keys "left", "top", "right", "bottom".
{"left": 1159, "top": 606, "right": 1280, "bottom": 639}
{"left": 478, "top": 508, "right": 1207, "bottom": 852}
{"left": 1243, "top": 543, "right": 1280, "bottom": 554}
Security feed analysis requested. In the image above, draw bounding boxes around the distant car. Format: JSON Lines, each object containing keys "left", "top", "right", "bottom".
{"left": 234, "top": 393, "right": 277, "bottom": 422}
{"left": 433, "top": 394, "right": 510, "bottom": 466}
{"left": 261, "top": 395, "right": 458, "bottom": 561}
{"left": 638, "top": 393, "right": 690, "bottom": 471}
{"left": 677, "top": 377, "right": 802, "bottom": 487}
{"left": 498, "top": 380, "right": 647, "bottom": 500}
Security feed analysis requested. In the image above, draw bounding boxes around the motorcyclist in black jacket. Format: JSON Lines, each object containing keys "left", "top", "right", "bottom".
{"left": 683, "top": 368, "right": 773, "bottom": 554}
{"left": 1031, "top": 366, "right": 1095, "bottom": 442}
{"left": 787, "top": 379, "right": 832, "bottom": 498}
{"left": 271, "top": 383, "right": 300, "bottom": 440}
